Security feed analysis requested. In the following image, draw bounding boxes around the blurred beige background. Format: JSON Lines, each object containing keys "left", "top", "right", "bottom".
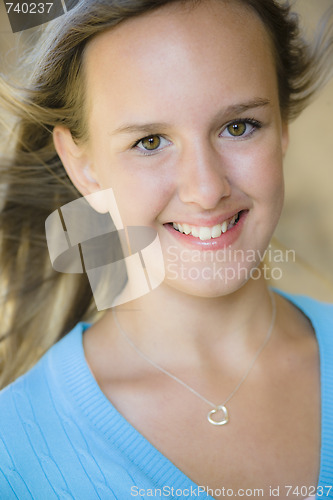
{"left": 273, "top": 0, "right": 333, "bottom": 300}
{"left": 0, "top": 0, "right": 333, "bottom": 300}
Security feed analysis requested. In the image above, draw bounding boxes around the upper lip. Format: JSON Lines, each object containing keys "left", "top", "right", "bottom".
{"left": 164, "top": 209, "right": 247, "bottom": 228}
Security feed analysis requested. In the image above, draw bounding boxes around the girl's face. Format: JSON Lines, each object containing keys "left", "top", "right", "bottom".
{"left": 56, "top": 0, "right": 288, "bottom": 298}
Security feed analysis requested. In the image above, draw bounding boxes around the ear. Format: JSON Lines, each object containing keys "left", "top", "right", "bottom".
{"left": 53, "top": 126, "right": 98, "bottom": 196}
{"left": 281, "top": 121, "right": 289, "bottom": 157}
{"left": 53, "top": 126, "right": 108, "bottom": 213}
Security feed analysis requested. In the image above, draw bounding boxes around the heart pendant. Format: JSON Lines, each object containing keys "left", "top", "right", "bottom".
{"left": 207, "top": 405, "right": 229, "bottom": 426}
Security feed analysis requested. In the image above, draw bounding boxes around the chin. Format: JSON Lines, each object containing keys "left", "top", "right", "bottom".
{"left": 163, "top": 261, "right": 256, "bottom": 298}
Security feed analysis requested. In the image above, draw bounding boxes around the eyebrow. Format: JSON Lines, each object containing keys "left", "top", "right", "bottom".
{"left": 110, "top": 98, "right": 271, "bottom": 136}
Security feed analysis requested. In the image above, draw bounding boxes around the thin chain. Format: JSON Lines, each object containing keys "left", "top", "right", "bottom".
{"left": 112, "top": 291, "right": 276, "bottom": 410}
{"left": 222, "top": 291, "right": 276, "bottom": 406}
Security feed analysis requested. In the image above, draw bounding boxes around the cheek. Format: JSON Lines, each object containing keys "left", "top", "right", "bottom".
{"left": 227, "top": 134, "right": 285, "bottom": 204}
{"left": 258, "top": 140, "right": 285, "bottom": 207}
{"left": 94, "top": 158, "right": 174, "bottom": 225}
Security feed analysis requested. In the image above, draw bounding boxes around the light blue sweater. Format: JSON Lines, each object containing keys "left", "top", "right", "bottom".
{"left": 0, "top": 292, "right": 333, "bottom": 499}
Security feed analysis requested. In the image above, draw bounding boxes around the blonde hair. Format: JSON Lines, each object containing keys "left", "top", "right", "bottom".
{"left": 0, "top": 0, "right": 332, "bottom": 388}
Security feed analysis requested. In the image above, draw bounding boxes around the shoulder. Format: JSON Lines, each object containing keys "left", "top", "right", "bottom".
{"left": 274, "top": 288, "right": 333, "bottom": 327}
{"left": 0, "top": 323, "right": 88, "bottom": 496}
{"left": 274, "top": 289, "right": 333, "bottom": 373}
{"left": 0, "top": 321, "right": 88, "bottom": 423}
{"left": 0, "top": 351, "right": 54, "bottom": 496}
{"left": 0, "top": 322, "right": 149, "bottom": 498}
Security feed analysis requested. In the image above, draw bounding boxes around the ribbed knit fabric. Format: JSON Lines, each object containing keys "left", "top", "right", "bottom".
{"left": 0, "top": 291, "right": 332, "bottom": 499}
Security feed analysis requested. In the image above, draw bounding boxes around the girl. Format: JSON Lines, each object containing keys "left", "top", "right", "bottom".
{"left": 0, "top": 0, "right": 332, "bottom": 498}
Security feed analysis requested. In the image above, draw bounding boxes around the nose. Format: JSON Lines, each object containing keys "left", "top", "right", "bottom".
{"left": 177, "top": 140, "right": 231, "bottom": 210}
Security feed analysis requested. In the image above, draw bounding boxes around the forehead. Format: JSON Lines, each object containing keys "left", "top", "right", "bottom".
{"left": 83, "top": 0, "right": 278, "bottom": 129}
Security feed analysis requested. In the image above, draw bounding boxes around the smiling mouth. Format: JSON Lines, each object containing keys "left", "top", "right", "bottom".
{"left": 169, "top": 211, "right": 243, "bottom": 241}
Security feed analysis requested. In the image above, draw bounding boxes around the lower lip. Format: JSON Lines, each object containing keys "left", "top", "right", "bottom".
{"left": 164, "top": 210, "right": 248, "bottom": 250}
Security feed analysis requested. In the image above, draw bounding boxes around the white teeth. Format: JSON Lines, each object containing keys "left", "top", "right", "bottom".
{"left": 199, "top": 227, "right": 212, "bottom": 241}
{"left": 211, "top": 224, "right": 222, "bottom": 238}
{"left": 172, "top": 212, "right": 240, "bottom": 239}
{"left": 182, "top": 223, "right": 191, "bottom": 235}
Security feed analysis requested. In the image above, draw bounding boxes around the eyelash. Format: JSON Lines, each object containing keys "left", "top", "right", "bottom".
{"left": 131, "top": 118, "right": 263, "bottom": 156}
{"left": 220, "top": 118, "right": 262, "bottom": 139}
{"left": 131, "top": 135, "right": 171, "bottom": 156}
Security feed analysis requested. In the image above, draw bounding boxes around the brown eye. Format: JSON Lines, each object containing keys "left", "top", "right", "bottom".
{"left": 227, "top": 122, "right": 246, "bottom": 136}
{"left": 141, "top": 135, "right": 161, "bottom": 150}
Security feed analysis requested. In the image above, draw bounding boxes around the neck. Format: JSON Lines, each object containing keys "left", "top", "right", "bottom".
{"left": 103, "top": 277, "right": 274, "bottom": 367}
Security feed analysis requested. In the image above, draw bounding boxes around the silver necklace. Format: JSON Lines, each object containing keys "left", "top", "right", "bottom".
{"left": 112, "top": 291, "right": 276, "bottom": 426}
